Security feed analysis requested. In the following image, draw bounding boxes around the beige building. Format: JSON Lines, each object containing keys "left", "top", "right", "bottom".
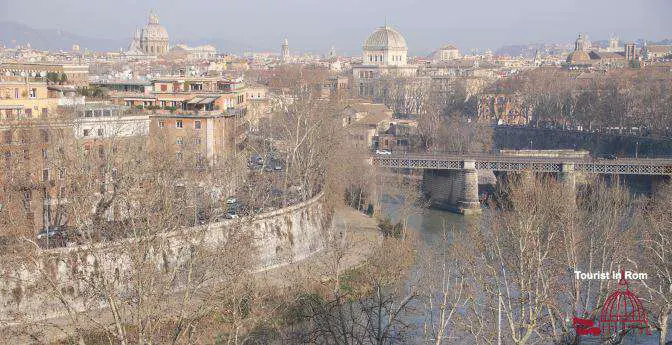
{"left": 149, "top": 112, "right": 243, "bottom": 165}
{"left": 0, "top": 79, "right": 60, "bottom": 119}
{"left": 642, "top": 44, "right": 672, "bottom": 61}
{"left": 343, "top": 102, "right": 393, "bottom": 150}
{"left": 165, "top": 44, "right": 218, "bottom": 60}
{"left": 431, "top": 44, "right": 460, "bottom": 62}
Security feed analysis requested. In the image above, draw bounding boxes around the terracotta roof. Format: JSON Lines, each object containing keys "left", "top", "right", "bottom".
{"left": 356, "top": 111, "right": 392, "bottom": 126}
{"left": 566, "top": 50, "right": 591, "bottom": 63}
{"left": 645, "top": 45, "right": 672, "bottom": 54}
{"left": 346, "top": 102, "right": 393, "bottom": 126}
{"left": 347, "top": 102, "right": 391, "bottom": 114}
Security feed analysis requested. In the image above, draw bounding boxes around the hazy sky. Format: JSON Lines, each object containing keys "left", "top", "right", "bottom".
{"left": 1, "top": 0, "right": 670, "bottom": 55}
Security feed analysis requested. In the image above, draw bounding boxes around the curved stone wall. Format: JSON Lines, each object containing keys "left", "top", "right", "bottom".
{"left": 0, "top": 193, "right": 327, "bottom": 323}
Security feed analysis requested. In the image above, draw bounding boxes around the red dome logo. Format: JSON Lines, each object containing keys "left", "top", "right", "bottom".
{"left": 573, "top": 269, "right": 651, "bottom": 338}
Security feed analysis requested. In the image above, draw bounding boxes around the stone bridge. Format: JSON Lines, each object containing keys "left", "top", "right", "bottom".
{"left": 373, "top": 152, "right": 672, "bottom": 214}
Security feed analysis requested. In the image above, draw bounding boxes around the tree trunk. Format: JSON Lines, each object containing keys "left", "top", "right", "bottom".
{"left": 659, "top": 311, "right": 669, "bottom": 345}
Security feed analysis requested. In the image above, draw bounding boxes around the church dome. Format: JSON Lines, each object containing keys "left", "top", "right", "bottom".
{"left": 566, "top": 50, "right": 590, "bottom": 63}
{"left": 363, "top": 26, "right": 407, "bottom": 51}
{"left": 141, "top": 13, "right": 169, "bottom": 41}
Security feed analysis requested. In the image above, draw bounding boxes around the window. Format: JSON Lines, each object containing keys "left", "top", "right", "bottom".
{"left": 58, "top": 167, "right": 65, "bottom": 179}
{"left": 41, "top": 129, "right": 49, "bottom": 142}
{"left": 194, "top": 120, "right": 201, "bottom": 129}
{"left": 158, "top": 121, "right": 165, "bottom": 128}
{"left": 103, "top": 110, "right": 111, "bottom": 117}
{"left": 176, "top": 120, "right": 183, "bottom": 128}
{"left": 85, "top": 110, "right": 93, "bottom": 117}
{"left": 14, "top": 88, "right": 19, "bottom": 99}
{"left": 83, "top": 129, "right": 91, "bottom": 137}
{"left": 42, "top": 148, "right": 48, "bottom": 160}
{"left": 29, "top": 88, "right": 37, "bottom": 98}
{"left": 98, "top": 146, "right": 105, "bottom": 158}
{"left": 5, "top": 109, "right": 13, "bottom": 119}
{"left": 97, "top": 128, "right": 104, "bottom": 136}
{"left": 194, "top": 138, "right": 201, "bottom": 145}
{"left": 3, "top": 131, "right": 11, "bottom": 144}
{"left": 23, "top": 149, "right": 30, "bottom": 160}
{"left": 41, "top": 108, "right": 48, "bottom": 118}
{"left": 176, "top": 137, "right": 184, "bottom": 145}
{"left": 42, "top": 169, "right": 49, "bottom": 181}
{"left": 23, "top": 190, "right": 31, "bottom": 208}
{"left": 59, "top": 186, "right": 67, "bottom": 198}
{"left": 161, "top": 84, "right": 168, "bottom": 92}
{"left": 25, "top": 108, "right": 32, "bottom": 117}
{"left": 176, "top": 152, "right": 182, "bottom": 160}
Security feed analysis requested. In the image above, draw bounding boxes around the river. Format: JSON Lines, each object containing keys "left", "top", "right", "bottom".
{"left": 378, "top": 191, "right": 664, "bottom": 345}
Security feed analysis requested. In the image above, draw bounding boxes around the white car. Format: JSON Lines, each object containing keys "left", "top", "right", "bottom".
{"left": 376, "top": 149, "right": 392, "bottom": 155}
{"left": 224, "top": 213, "right": 239, "bottom": 219}
{"left": 226, "top": 197, "right": 237, "bottom": 204}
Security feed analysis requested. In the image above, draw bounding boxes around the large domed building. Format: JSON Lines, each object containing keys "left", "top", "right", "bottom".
{"left": 566, "top": 34, "right": 591, "bottom": 65}
{"left": 362, "top": 26, "right": 408, "bottom": 67}
{"left": 127, "top": 12, "right": 169, "bottom": 56}
{"left": 353, "top": 25, "right": 418, "bottom": 97}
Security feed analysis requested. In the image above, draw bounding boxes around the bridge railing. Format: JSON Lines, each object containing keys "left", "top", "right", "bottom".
{"left": 371, "top": 153, "right": 672, "bottom": 175}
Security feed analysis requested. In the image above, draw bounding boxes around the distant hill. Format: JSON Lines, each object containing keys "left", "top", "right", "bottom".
{"left": 0, "top": 21, "right": 261, "bottom": 55}
{"left": 0, "top": 21, "right": 128, "bottom": 52}
{"left": 495, "top": 43, "right": 570, "bottom": 58}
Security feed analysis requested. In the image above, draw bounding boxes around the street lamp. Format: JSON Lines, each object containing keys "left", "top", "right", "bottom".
{"left": 529, "top": 140, "right": 533, "bottom": 150}
{"left": 635, "top": 141, "right": 639, "bottom": 158}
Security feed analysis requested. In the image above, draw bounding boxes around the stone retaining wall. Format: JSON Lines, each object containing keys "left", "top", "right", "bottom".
{"left": 0, "top": 193, "right": 326, "bottom": 323}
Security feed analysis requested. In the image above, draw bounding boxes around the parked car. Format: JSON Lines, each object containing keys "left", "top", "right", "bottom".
{"left": 601, "top": 154, "right": 618, "bottom": 160}
{"left": 226, "top": 197, "right": 238, "bottom": 204}
{"left": 224, "top": 213, "right": 239, "bottom": 219}
{"left": 376, "top": 149, "right": 392, "bottom": 155}
{"left": 37, "top": 226, "right": 68, "bottom": 248}
{"left": 37, "top": 226, "right": 67, "bottom": 240}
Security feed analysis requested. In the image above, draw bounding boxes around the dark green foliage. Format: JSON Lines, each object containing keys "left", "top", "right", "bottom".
{"left": 378, "top": 218, "right": 403, "bottom": 238}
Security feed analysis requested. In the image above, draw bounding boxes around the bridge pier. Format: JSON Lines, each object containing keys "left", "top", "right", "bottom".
{"left": 558, "top": 163, "right": 576, "bottom": 193}
{"left": 422, "top": 160, "right": 481, "bottom": 215}
{"left": 459, "top": 161, "right": 481, "bottom": 213}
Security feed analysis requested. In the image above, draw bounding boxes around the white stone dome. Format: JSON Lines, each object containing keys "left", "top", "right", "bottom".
{"left": 363, "top": 26, "right": 407, "bottom": 51}
{"left": 141, "top": 13, "right": 169, "bottom": 41}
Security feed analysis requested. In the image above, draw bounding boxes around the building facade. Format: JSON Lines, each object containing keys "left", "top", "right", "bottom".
{"left": 0, "top": 79, "right": 60, "bottom": 120}
{"left": 0, "top": 63, "right": 90, "bottom": 86}
{"left": 352, "top": 26, "right": 418, "bottom": 98}
{"left": 149, "top": 113, "right": 243, "bottom": 165}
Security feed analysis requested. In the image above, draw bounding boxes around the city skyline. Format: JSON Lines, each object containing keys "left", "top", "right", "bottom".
{"left": 1, "top": 0, "right": 671, "bottom": 55}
